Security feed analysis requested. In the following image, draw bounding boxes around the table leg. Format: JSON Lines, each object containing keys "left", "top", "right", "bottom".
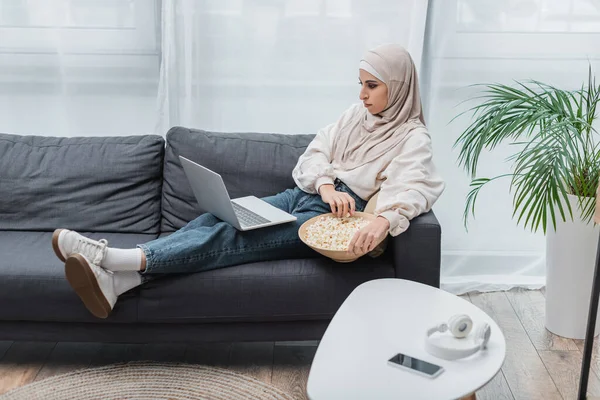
{"left": 460, "top": 394, "right": 476, "bottom": 400}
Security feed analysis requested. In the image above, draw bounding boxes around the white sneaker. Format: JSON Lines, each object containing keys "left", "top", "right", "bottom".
{"left": 64, "top": 253, "right": 117, "bottom": 319}
{"left": 52, "top": 229, "right": 108, "bottom": 266}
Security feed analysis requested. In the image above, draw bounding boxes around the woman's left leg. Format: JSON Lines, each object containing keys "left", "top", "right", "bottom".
{"left": 138, "top": 188, "right": 332, "bottom": 275}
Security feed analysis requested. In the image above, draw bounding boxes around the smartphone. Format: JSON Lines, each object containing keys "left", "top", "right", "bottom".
{"left": 387, "top": 353, "right": 444, "bottom": 379}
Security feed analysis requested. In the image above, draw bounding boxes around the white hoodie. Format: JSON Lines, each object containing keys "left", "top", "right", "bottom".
{"left": 292, "top": 105, "right": 445, "bottom": 237}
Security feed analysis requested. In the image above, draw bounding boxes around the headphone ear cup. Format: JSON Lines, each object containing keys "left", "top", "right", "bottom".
{"left": 474, "top": 323, "right": 492, "bottom": 349}
{"left": 448, "top": 314, "right": 473, "bottom": 338}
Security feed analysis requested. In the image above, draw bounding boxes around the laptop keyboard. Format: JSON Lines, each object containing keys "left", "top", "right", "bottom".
{"left": 232, "top": 202, "right": 271, "bottom": 227}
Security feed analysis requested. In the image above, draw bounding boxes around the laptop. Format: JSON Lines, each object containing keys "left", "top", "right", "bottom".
{"left": 179, "top": 156, "right": 297, "bottom": 231}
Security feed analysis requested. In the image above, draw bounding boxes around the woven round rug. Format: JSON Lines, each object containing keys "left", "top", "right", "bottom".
{"left": 0, "top": 361, "right": 295, "bottom": 400}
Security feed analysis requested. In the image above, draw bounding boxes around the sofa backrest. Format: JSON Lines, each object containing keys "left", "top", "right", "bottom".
{"left": 0, "top": 133, "right": 165, "bottom": 234}
{"left": 161, "top": 127, "right": 315, "bottom": 232}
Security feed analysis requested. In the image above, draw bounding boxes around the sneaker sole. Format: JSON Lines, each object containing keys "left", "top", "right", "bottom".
{"left": 64, "top": 254, "right": 111, "bottom": 319}
{"left": 52, "top": 229, "right": 66, "bottom": 262}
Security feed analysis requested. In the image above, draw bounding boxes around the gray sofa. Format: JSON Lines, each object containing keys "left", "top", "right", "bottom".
{"left": 0, "top": 127, "right": 441, "bottom": 343}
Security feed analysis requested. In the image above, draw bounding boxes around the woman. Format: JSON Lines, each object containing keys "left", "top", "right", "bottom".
{"left": 52, "top": 44, "right": 445, "bottom": 319}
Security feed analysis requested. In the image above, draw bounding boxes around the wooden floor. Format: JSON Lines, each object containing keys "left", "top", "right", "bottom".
{"left": 1, "top": 288, "right": 599, "bottom": 399}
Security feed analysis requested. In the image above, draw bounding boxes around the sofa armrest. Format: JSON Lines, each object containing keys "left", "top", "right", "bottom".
{"left": 388, "top": 210, "right": 441, "bottom": 288}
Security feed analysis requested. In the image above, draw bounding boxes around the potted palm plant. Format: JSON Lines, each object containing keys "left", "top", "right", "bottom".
{"left": 454, "top": 67, "right": 600, "bottom": 339}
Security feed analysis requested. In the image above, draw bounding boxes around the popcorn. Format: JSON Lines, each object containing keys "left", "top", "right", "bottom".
{"left": 304, "top": 215, "right": 370, "bottom": 251}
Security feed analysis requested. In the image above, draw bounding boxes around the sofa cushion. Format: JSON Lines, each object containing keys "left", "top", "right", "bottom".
{"left": 137, "top": 255, "right": 395, "bottom": 323}
{"left": 160, "top": 127, "right": 314, "bottom": 232}
{"left": 0, "top": 133, "right": 165, "bottom": 233}
{"left": 0, "top": 230, "right": 157, "bottom": 323}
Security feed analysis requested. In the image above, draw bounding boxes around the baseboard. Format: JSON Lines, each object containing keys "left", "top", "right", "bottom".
{"left": 440, "top": 251, "right": 545, "bottom": 294}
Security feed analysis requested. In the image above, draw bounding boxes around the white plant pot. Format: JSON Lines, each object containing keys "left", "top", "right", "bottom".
{"left": 545, "top": 194, "right": 600, "bottom": 339}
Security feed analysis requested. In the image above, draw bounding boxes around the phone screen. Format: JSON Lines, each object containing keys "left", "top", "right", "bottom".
{"left": 388, "top": 353, "right": 443, "bottom": 376}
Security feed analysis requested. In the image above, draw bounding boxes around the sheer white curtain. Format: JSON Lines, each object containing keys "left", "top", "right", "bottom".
{"left": 9, "top": 0, "right": 600, "bottom": 295}
{"left": 155, "top": 0, "right": 429, "bottom": 135}
{"left": 0, "top": 0, "right": 159, "bottom": 137}
{"left": 422, "top": 0, "right": 600, "bottom": 293}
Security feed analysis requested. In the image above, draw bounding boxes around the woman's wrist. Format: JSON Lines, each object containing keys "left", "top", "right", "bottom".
{"left": 318, "top": 183, "right": 335, "bottom": 195}
{"left": 376, "top": 215, "right": 391, "bottom": 230}
{"left": 316, "top": 177, "right": 335, "bottom": 194}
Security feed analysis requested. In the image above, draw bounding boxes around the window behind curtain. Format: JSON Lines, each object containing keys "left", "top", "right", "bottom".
{"left": 0, "top": 0, "right": 160, "bottom": 136}
{"left": 155, "top": 0, "right": 428, "bottom": 135}
{"left": 423, "top": 0, "right": 600, "bottom": 293}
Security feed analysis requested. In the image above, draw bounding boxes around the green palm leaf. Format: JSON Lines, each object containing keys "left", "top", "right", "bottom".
{"left": 455, "top": 65, "right": 600, "bottom": 233}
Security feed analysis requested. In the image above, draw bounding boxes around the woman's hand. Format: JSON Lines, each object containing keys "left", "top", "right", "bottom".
{"left": 347, "top": 216, "right": 390, "bottom": 256}
{"left": 319, "top": 184, "right": 355, "bottom": 217}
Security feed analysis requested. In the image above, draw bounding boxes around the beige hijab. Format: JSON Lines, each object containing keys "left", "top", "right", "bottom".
{"left": 332, "top": 44, "right": 426, "bottom": 170}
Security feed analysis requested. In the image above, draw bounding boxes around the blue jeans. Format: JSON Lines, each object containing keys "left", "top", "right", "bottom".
{"left": 138, "top": 179, "right": 367, "bottom": 275}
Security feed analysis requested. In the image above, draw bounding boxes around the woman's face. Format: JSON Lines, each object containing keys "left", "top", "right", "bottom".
{"left": 358, "top": 69, "right": 388, "bottom": 115}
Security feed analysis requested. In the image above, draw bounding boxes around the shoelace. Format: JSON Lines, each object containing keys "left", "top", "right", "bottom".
{"left": 74, "top": 238, "right": 108, "bottom": 266}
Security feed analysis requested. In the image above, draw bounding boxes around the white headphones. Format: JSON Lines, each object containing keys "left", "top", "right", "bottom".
{"left": 425, "top": 314, "right": 491, "bottom": 361}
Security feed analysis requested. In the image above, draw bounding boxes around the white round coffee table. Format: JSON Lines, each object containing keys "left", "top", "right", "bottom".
{"left": 306, "top": 278, "right": 506, "bottom": 400}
